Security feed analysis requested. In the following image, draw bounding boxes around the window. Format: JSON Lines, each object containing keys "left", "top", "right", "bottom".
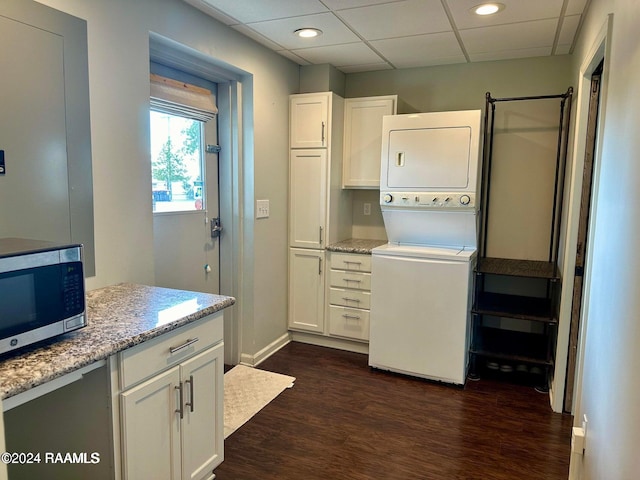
{"left": 148, "top": 71, "right": 217, "bottom": 213}
{"left": 150, "top": 111, "right": 204, "bottom": 213}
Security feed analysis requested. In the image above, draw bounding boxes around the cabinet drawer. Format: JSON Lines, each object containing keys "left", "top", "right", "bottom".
{"left": 329, "top": 287, "right": 371, "bottom": 310}
{"left": 330, "top": 252, "right": 371, "bottom": 272}
{"left": 330, "top": 269, "right": 371, "bottom": 291}
{"left": 329, "top": 305, "right": 370, "bottom": 341}
{"left": 119, "top": 313, "right": 223, "bottom": 390}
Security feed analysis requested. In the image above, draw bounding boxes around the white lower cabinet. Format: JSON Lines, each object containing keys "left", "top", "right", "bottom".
{"left": 116, "top": 313, "right": 224, "bottom": 480}
{"left": 288, "top": 248, "right": 325, "bottom": 333}
{"left": 327, "top": 252, "right": 372, "bottom": 342}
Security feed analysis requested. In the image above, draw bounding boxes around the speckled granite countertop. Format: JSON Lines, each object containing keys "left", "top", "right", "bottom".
{"left": 0, "top": 283, "right": 235, "bottom": 400}
{"left": 326, "top": 238, "right": 387, "bottom": 255}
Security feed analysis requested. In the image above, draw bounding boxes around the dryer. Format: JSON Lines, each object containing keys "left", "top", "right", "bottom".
{"left": 369, "top": 110, "right": 482, "bottom": 385}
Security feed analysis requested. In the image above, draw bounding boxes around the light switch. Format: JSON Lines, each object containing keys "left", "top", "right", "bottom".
{"left": 256, "top": 199, "right": 270, "bottom": 219}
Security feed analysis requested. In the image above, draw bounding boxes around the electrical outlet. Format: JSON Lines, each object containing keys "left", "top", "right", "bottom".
{"left": 363, "top": 203, "right": 371, "bottom": 216}
{"left": 256, "top": 199, "right": 270, "bottom": 219}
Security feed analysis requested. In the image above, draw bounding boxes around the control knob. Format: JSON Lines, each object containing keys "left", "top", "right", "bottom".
{"left": 383, "top": 194, "right": 393, "bottom": 203}
{"left": 460, "top": 195, "right": 471, "bottom": 205}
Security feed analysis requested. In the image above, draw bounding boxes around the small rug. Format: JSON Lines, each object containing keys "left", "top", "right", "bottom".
{"left": 224, "top": 364, "right": 296, "bottom": 438}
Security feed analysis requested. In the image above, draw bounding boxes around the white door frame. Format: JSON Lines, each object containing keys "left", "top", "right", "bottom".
{"left": 552, "top": 15, "right": 613, "bottom": 415}
{"left": 149, "top": 32, "right": 253, "bottom": 365}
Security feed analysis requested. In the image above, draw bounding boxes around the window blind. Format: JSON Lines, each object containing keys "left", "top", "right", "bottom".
{"left": 150, "top": 73, "right": 217, "bottom": 122}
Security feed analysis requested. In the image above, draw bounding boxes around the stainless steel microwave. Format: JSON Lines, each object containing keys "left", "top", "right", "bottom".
{"left": 0, "top": 238, "right": 86, "bottom": 355}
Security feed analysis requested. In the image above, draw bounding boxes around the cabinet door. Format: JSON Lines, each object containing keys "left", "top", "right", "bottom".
{"left": 290, "top": 94, "right": 329, "bottom": 148}
{"left": 181, "top": 343, "right": 224, "bottom": 480}
{"left": 121, "top": 366, "right": 181, "bottom": 480}
{"left": 289, "top": 248, "right": 325, "bottom": 333}
{"left": 343, "top": 96, "right": 396, "bottom": 188}
{"left": 290, "top": 149, "right": 327, "bottom": 248}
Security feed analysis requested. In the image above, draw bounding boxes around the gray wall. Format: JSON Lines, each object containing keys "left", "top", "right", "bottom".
{"left": 568, "top": 0, "right": 640, "bottom": 478}
{"left": 345, "top": 56, "right": 573, "bottom": 245}
{"left": 37, "top": 0, "right": 299, "bottom": 361}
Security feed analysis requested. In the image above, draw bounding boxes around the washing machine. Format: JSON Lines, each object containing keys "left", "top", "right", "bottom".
{"left": 368, "top": 110, "right": 482, "bottom": 385}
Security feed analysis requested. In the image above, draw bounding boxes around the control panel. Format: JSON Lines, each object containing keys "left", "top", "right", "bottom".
{"left": 380, "top": 191, "right": 476, "bottom": 209}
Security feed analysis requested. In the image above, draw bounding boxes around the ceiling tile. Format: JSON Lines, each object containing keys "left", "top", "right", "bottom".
{"left": 371, "top": 32, "right": 466, "bottom": 68}
{"left": 198, "top": 0, "right": 328, "bottom": 24}
{"left": 447, "top": 0, "right": 564, "bottom": 30}
{"left": 460, "top": 19, "right": 558, "bottom": 54}
{"left": 322, "top": 0, "right": 402, "bottom": 9}
{"left": 469, "top": 46, "right": 553, "bottom": 62}
{"left": 292, "top": 42, "right": 385, "bottom": 66}
{"left": 557, "top": 14, "right": 581, "bottom": 47}
{"left": 232, "top": 24, "right": 284, "bottom": 50}
{"left": 337, "top": 0, "right": 451, "bottom": 41}
{"left": 247, "top": 12, "right": 360, "bottom": 49}
{"left": 276, "top": 49, "right": 312, "bottom": 65}
{"left": 566, "top": 0, "right": 589, "bottom": 16}
{"left": 339, "top": 62, "right": 394, "bottom": 73}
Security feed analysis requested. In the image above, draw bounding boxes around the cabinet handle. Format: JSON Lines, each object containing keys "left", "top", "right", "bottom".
{"left": 185, "top": 375, "right": 195, "bottom": 413}
{"left": 342, "top": 297, "right": 361, "bottom": 303}
{"left": 175, "top": 382, "right": 184, "bottom": 419}
{"left": 321, "top": 121, "right": 325, "bottom": 145}
{"left": 342, "top": 314, "right": 361, "bottom": 320}
{"left": 169, "top": 337, "right": 199, "bottom": 355}
{"left": 344, "top": 278, "right": 362, "bottom": 284}
{"left": 344, "top": 261, "right": 362, "bottom": 266}
{"left": 318, "top": 257, "right": 322, "bottom": 275}
{"left": 319, "top": 226, "right": 323, "bottom": 245}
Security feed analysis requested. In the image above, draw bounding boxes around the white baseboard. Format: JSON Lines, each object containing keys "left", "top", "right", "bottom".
{"left": 239, "top": 332, "right": 291, "bottom": 367}
{"left": 290, "top": 331, "right": 369, "bottom": 355}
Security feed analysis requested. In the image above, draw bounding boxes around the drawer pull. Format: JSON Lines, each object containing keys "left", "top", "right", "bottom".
{"left": 344, "top": 278, "right": 362, "bottom": 283}
{"left": 342, "top": 314, "right": 361, "bottom": 320}
{"left": 342, "top": 297, "right": 361, "bottom": 303}
{"left": 185, "top": 375, "right": 195, "bottom": 413}
{"left": 344, "top": 261, "right": 362, "bottom": 266}
{"left": 169, "top": 337, "right": 199, "bottom": 355}
{"left": 175, "top": 382, "right": 184, "bottom": 419}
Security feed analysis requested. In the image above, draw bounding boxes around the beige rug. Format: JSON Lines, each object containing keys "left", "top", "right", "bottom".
{"left": 224, "top": 364, "right": 296, "bottom": 439}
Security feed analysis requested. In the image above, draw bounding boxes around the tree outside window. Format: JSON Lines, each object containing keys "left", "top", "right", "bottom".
{"left": 150, "top": 111, "right": 204, "bottom": 212}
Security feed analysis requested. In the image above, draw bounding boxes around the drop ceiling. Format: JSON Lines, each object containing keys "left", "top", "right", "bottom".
{"left": 182, "top": 0, "right": 590, "bottom": 73}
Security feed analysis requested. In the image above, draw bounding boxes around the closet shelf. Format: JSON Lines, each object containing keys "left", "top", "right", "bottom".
{"left": 476, "top": 257, "right": 559, "bottom": 279}
{"left": 469, "top": 327, "right": 554, "bottom": 366}
{"left": 472, "top": 291, "right": 558, "bottom": 323}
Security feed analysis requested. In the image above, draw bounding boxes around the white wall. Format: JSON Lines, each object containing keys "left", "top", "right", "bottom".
{"left": 570, "top": 0, "right": 640, "bottom": 478}
{"left": 35, "top": 0, "right": 299, "bottom": 360}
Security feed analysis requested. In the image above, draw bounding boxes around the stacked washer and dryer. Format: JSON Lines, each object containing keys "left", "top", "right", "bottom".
{"left": 369, "top": 110, "right": 482, "bottom": 386}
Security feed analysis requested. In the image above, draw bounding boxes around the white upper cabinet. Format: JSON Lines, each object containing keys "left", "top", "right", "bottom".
{"left": 290, "top": 93, "right": 330, "bottom": 149}
{"left": 342, "top": 95, "right": 397, "bottom": 188}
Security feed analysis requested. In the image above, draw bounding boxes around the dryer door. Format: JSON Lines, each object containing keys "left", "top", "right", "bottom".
{"left": 386, "top": 126, "right": 472, "bottom": 189}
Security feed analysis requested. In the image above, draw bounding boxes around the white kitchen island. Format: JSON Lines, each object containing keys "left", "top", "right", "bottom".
{"left": 0, "top": 283, "right": 234, "bottom": 480}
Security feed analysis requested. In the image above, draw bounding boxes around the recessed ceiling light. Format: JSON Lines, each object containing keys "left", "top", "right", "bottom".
{"left": 472, "top": 3, "right": 505, "bottom": 15}
{"left": 294, "top": 28, "right": 323, "bottom": 38}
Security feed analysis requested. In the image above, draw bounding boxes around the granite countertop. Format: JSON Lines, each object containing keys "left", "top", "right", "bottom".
{"left": 0, "top": 283, "right": 235, "bottom": 400}
{"left": 326, "top": 238, "right": 387, "bottom": 255}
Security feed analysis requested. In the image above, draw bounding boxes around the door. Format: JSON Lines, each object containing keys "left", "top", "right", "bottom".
{"left": 564, "top": 65, "right": 603, "bottom": 413}
{"left": 121, "top": 366, "right": 182, "bottom": 480}
{"left": 290, "top": 94, "right": 329, "bottom": 148}
{"left": 288, "top": 248, "right": 325, "bottom": 333}
{"left": 153, "top": 113, "right": 220, "bottom": 294}
{"left": 181, "top": 343, "right": 224, "bottom": 480}
{"left": 289, "top": 150, "right": 327, "bottom": 249}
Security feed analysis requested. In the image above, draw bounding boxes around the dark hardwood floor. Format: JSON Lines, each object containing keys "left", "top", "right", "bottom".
{"left": 217, "top": 342, "right": 572, "bottom": 480}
